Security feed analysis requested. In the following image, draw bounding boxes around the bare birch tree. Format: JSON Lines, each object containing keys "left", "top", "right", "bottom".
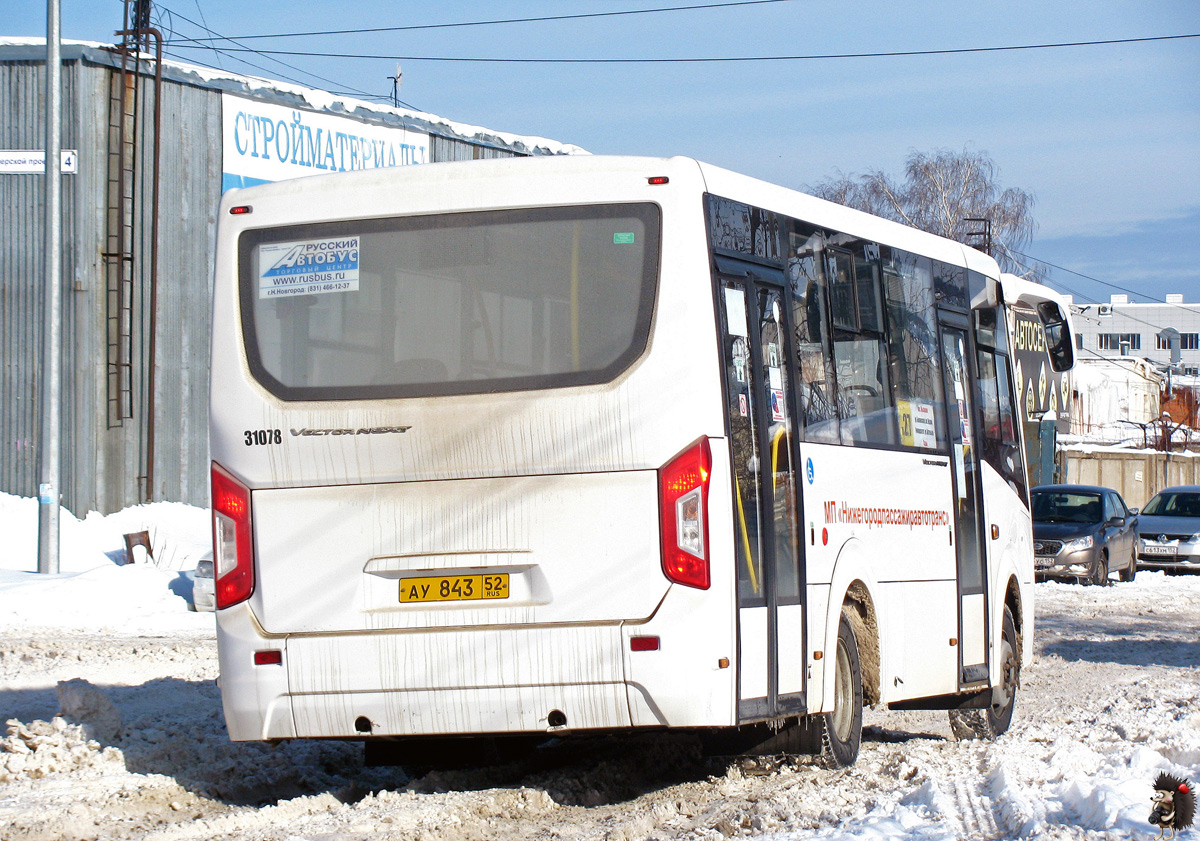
{"left": 808, "top": 148, "right": 1041, "bottom": 281}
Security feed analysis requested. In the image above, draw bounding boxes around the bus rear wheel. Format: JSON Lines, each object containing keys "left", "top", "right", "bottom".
{"left": 809, "top": 610, "right": 862, "bottom": 766}
{"left": 949, "top": 605, "right": 1019, "bottom": 740}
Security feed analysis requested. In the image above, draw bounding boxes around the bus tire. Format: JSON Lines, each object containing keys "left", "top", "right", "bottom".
{"left": 813, "top": 610, "right": 863, "bottom": 767}
{"left": 948, "top": 605, "right": 1018, "bottom": 740}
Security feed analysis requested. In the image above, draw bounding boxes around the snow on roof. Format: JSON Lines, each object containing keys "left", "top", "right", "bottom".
{"left": 0, "top": 38, "right": 589, "bottom": 158}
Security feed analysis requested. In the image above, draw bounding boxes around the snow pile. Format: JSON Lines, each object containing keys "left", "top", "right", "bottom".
{"left": 0, "top": 492, "right": 212, "bottom": 632}
{"left": 1, "top": 715, "right": 124, "bottom": 783}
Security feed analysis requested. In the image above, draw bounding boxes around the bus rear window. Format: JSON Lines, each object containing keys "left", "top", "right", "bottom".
{"left": 238, "top": 203, "right": 661, "bottom": 400}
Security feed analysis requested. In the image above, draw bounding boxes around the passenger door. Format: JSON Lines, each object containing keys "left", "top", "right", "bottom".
{"left": 938, "top": 316, "right": 990, "bottom": 686}
{"left": 717, "top": 266, "right": 806, "bottom": 721}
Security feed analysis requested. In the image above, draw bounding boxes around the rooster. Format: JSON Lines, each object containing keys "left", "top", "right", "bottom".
{"left": 1150, "top": 772, "right": 1195, "bottom": 840}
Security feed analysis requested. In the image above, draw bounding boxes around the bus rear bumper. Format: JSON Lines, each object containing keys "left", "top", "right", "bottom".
{"left": 216, "top": 603, "right": 723, "bottom": 741}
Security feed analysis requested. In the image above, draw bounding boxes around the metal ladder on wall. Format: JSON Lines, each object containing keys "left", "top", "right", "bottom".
{"left": 101, "top": 19, "right": 142, "bottom": 427}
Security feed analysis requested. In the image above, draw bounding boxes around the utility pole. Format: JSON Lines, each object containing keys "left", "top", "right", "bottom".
{"left": 388, "top": 64, "right": 402, "bottom": 108}
{"left": 37, "top": 0, "right": 62, "bottom": 574}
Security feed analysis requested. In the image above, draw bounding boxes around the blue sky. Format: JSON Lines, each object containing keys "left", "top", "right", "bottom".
{"left": 11, "top": 0, "right": 1200, "bottom": 305}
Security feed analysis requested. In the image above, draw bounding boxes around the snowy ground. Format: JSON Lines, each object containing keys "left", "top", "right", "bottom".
{"left": 2, "top": 491, "right": 1198, "bottom": 841}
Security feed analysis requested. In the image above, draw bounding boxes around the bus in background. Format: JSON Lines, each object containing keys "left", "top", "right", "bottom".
{"left": 209, "top": 156, "right": 1074, "bottom": 766}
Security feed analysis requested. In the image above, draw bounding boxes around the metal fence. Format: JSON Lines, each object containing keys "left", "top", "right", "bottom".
{"left": 1063, "top": 447, "right": 1200, "bottom": 509}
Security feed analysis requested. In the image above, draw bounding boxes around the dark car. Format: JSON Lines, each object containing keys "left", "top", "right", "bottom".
{"left": 1031, "top": 484, "right": 1139, "bottom": 584}
{"left": 1136, "top": 485, "right": 1200, "bottom": 573}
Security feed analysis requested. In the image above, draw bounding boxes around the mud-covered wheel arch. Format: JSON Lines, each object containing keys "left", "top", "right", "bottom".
{"left": 842, "top": 581, "right": 880, "bottom": 706}
{"left": 1004, "top": 577, "right": 1024, "bottom": 669}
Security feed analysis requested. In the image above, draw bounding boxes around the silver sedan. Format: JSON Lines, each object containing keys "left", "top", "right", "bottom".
{"left": 1137, "top": 485, "right": 1200, "bottom": 573}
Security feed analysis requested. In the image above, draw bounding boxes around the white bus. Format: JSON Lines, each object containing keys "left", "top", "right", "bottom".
{"left": 209, "top": 155, "right": 1074, "bottom": 766}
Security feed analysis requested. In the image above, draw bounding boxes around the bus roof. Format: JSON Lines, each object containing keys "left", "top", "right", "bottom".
{"left": 220, "top": 153, "right": 1005, "bottom": 279}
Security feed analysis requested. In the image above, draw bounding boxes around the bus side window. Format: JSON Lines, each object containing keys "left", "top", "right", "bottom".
{"left": 830, "top": 245, "right": 895, "bottom": 447}
{"left": 883, "top": 250, "right": 945, "bottom": 452}
{"left": 788, "top": 227, "right": 839, "bottom": 443}
{"left": 975, "top": 306, "right": 1027, "bottom": 500}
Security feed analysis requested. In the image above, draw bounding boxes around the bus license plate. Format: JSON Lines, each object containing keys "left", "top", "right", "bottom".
{"left": 399, "top": 574, "right": 510, "bottom": 604}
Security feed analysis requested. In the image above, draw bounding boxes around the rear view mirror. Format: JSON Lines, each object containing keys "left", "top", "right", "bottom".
{"left": 1037, "top": 301, "right": 1074, "bottom": 373}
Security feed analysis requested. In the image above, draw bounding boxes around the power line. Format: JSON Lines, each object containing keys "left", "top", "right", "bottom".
{"left": 1014, "top": 249, "right": 1200, "bottom": 330}
{"left": 184, "top": 2, "right": 221, "bottom": 70}
{"left": 1006, "top": 252, "right": 1191, "bottom": 354}
{"left": 165, "top": 0, "right": 793, "bottom": 43}
{"left": 162, "top": 32, "right": 1200, "bottom": 64}
{"left": 157, "top": 5, "right": 407, "bottom": 106}
{"left": 1011, "top": 248, "right": 1167, "bottom": 305}
{"left": 1040, "top": 264, "right": 1181, "bottom": 377}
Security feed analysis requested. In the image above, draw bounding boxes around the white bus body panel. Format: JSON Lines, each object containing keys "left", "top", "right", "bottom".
{"left": 212, "top": 157, "right": 744, "bottom": 740}
{"left": 800, "top": 443, "right": 960, "bottom": 710}
{"left": 251, "top": 472, "right": 664, "bottom": 635}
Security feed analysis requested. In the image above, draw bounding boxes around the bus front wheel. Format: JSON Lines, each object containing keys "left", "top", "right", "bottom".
{"left": 813, "top": 610, "right": 863, "bottom": 766}
{"left": 948, "top": 605, "right": 1019, "bottom": 740}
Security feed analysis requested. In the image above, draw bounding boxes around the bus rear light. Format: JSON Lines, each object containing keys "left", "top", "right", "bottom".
{"left": 211, "top": 462, "right": 255, "bottom": 608}
{"left": 647, "top": 176, "right": 669, "bottom": 185}
{"left": 630, "top": 636, "right": 660, "bottom": 651}
{"left": 254, "top": 650, "right": 282, "bottom": 666}
{"left": 659, "top": 437, "right": 712, "bottom": 589}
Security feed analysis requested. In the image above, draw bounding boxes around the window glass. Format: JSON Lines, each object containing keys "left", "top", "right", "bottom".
{"left": 1032, "top": 491, "right": 1103, "bottom": 523}
{"left": 975, "top": 306, "right": 1010, "bottom": 353}
{"left": 719, "top": 282, "right": 766, "bottom": 606}
{"left": 789, "top": 226, "right": 839, "bottom": 443}
{"left": 759, "top": 287, "right": 801, "bottom": 605}
{"left": 883, "top": 250, "right": 945, "bottom": 450}
{"left": 934, "top": 261, "right": 969, "bottom": 310}
{"left": 1103, "top": 494, "right": 1119, "bottom": 521}
{"left": 1156, "top": 333, "right": 1199, "bottom": 350}
{"left": 1142, "top": 492, "right": 1200, "bottom": 517}
{"left": 974, "top": 306, "right": 1026, "bottom": 500}
{"left": 239, "top": 204, "right": 660, "bottom": 400}
{"left": 1097, "top": 333, "right": 1141, "bottom": 351}
{"left": 708, "top": 196, "right": 784, "bottom": 262}
{"left": 994, "top": 354, "right": 1018, "bottom": 447}
{"left": 856, "top": 247, "right": 885, "bottom": 333}
{"left": 833, "top": 335, "right": 892, "bottom": 446}
{"left": 831, "top": 243, "right": 894, "bottom": 446}
{"left": 977, "top": 350, "right": 1001, "bottom": 442}
{"left": 828, "top": 249, "right": 858, "bottom": 332}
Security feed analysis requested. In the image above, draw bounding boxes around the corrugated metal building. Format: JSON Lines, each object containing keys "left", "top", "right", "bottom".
{"left": 1, "top": 39, "right": 581, "bottom": 514}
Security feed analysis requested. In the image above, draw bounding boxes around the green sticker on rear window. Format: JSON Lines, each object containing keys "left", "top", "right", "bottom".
{"left": 613, "top": 232, "right": 635, "bottom": 244}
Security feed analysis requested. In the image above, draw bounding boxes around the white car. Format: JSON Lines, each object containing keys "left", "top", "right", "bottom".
{"left": 191, "top": 554, "right": 216, "bottom": 612}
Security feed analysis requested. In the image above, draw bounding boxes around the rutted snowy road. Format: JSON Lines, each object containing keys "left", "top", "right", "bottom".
{"left": 3, "top": 575, "right": 1199, "bottom": 841}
